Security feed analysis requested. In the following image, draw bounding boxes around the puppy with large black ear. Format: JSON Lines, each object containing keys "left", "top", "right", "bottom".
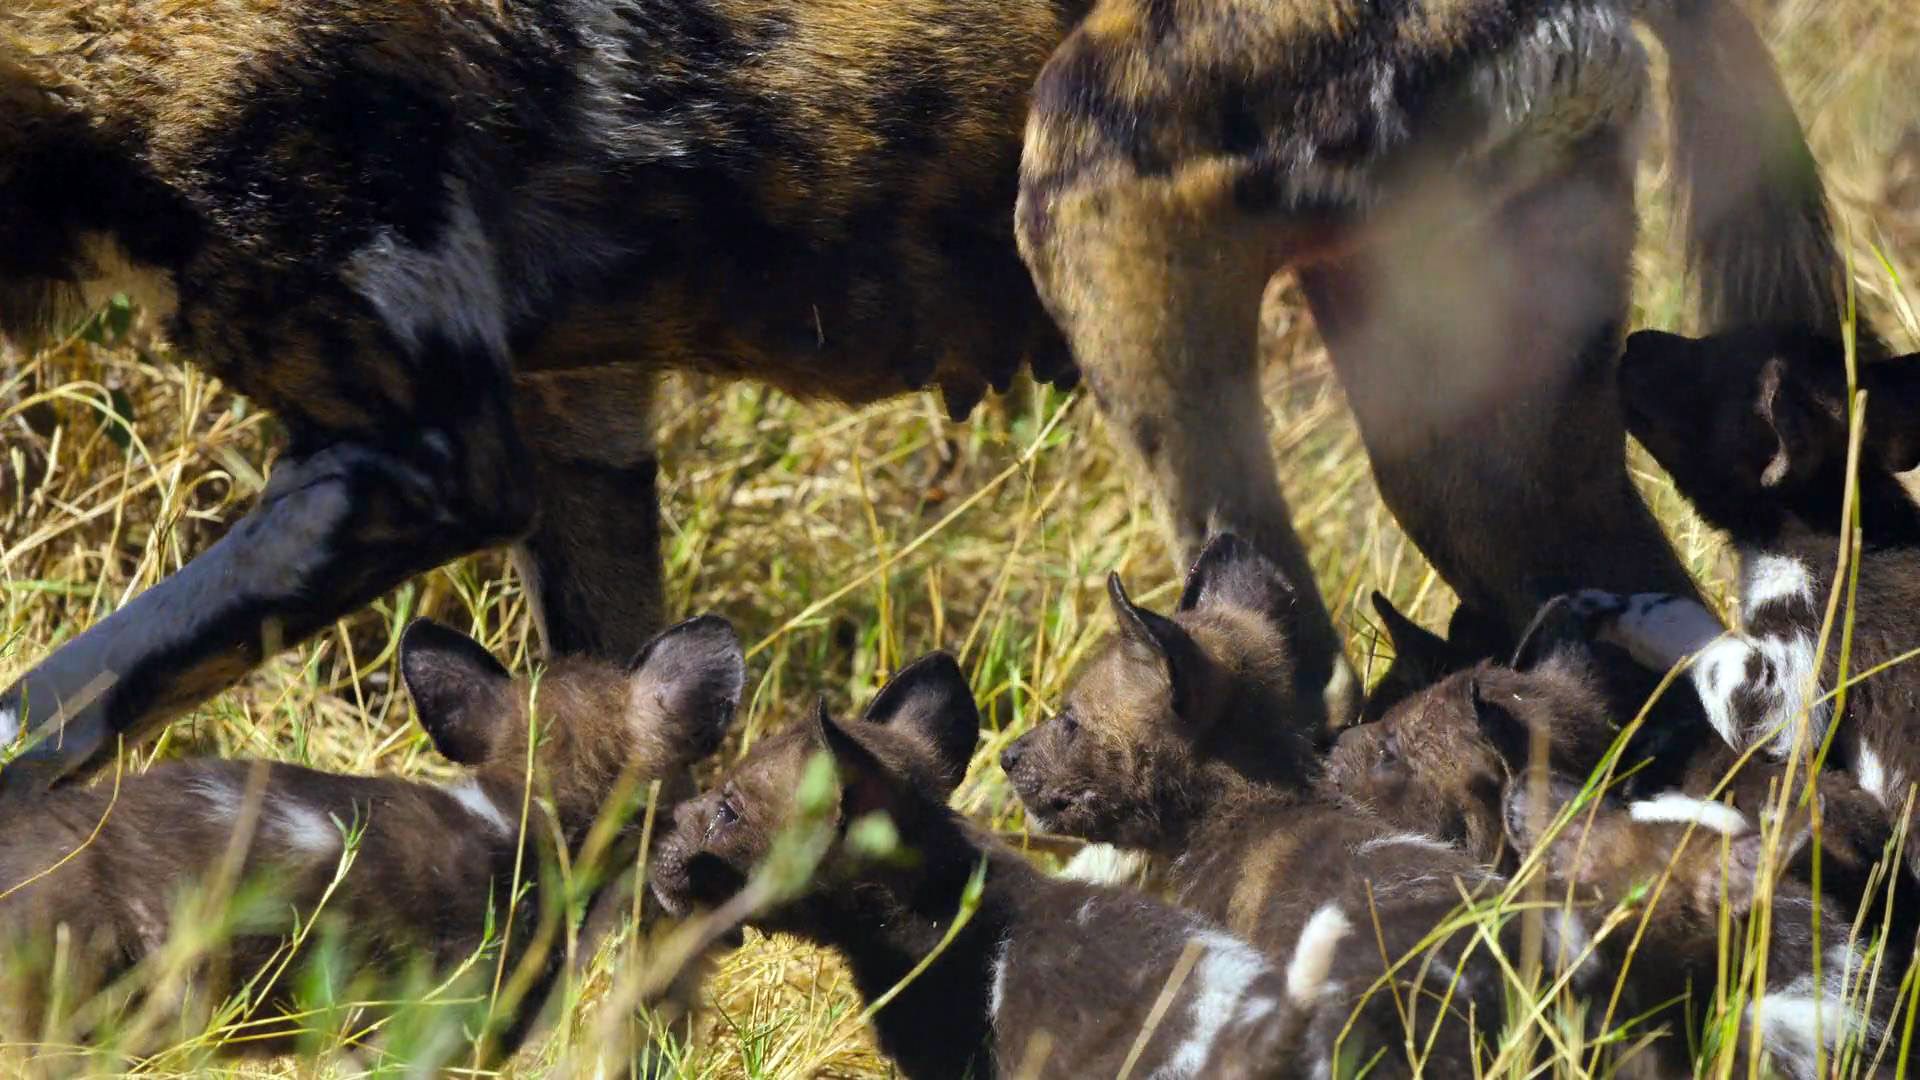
{"left": 1002, "top": 534, "right": 1548, "bottom": 1077}
{"left": 1586, "top": 329, "right": 1920, "bottom": 876}
{"left": 653, "top": 650, "right": 1291, "bottom": 1080}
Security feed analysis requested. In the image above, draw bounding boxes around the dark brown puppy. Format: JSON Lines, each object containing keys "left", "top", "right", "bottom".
{"left": 1332, "top": 596, "right": 1908, "bottom": 927}
{"left": 1507, "top": 779, "right": 1904, "bottom": 1080}
{"left": 652, "top": 651, "right": 1291, "bottom": 1080}
{"left": 0, "top": 615, "right": 743, "bottom": 1065}
{"left": 1002, "top": 536, "right": 1558, "bottom": 1077}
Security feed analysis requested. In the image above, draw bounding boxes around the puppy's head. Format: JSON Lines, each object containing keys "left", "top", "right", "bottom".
{"left": 1620, "top": 329, "right": 1920, "bottom": 531}
{"left": 650, "top": 652, "right": 979, "bottom": 922}
{"left": 1326, "top": 598, "right": 1627, "bottom": 863}
{"left": 1000, "top": 534, "right": 1314, "bottom": 850}
{"left": 400, "top": 615, "right": 745, "bottom": 838}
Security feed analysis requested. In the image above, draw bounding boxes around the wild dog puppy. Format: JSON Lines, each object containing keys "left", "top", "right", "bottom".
{"left": 651, "top": 652, "right": 1289, "bottom": 1080}
{"left": 1506, "top": 779, "right": 1904, "bottom": 1079}
{"left": 1332, "top": 594, "right": 1719, "bottom": 863}
{"left": 1001, "top": 536, "right": 1553, "bottom": 1076}
{"left": 1335, "top": 596, "right": 1906, "bottom": 921}
{"left": 0, "top": 615, "right": 744, "bottom": 1065}
{"left": 1578, "top": 331, "right": 1920, "bottom": 847}
{"left": 0, "top": 0, "right": 1085, "bottom": 791}
{"left": 1017, "top": 0, "right": 1875, "bottom": 745}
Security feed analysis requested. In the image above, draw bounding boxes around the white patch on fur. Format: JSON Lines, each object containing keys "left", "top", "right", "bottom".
{"left": 348, "top": 183, "right": 508, "bottom": 357}
{"left": 1058, "top": 844, "right": 1150, "bottom": 887}
{"left": 988, "top": 938, "right": 1010, "bottom": 1022}
{"left": 1545, "top": 908, "right": 1600, "bottom": 982}
{"left": 447, "top": 779, "right": 512, "bottom": 836}
{"left": 1165, "top": 930, "right": 1276, "bottom": 1076}
{"left": 1287, "top": 904, "right": 1354, "bottom": 1004}
{"left": 1593, "top": 592, "right": 1725, "bottom": 670}
{"left": 0, "top": 703, "right": 17, "bottom": 748}
{"left": 1747, "top": 944, "right": 1881, "bottom": 1080}
{"left": 1356, "top": 832, "right": 1455, "bottom": 856}
{"left": 1690, "top": 632, "right": 1829, "bottom": 757}
{"left": 1741, "top": 552, "right": 1815, "bottom": 617}
{"left": 187, "top": 774, "right": 242, "bottom": 823}
{"left": 1854, "top": 745, "right": 1908, "bottom": 811}
{"left": 76, "top": 233, "right": 180, "bottom": 326}
{"left": 271, "top": 800, "right": 338, "bottom": 855}
{"left": 1629, "top": 793, "right": 1751, "bottom": 836}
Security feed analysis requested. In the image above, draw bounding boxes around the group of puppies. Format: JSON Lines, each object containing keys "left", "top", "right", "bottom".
{"left": 3, "top": 322, "right": 1918, "bottom": 1077}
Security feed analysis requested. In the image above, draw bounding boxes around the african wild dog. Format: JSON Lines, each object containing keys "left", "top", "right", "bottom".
{"left": 1016, "top": 0, "right": 1877, "bottom": 741}
{"left": 1575, "top": 331, "right": 1920, "bottom": 862}
{"left": 1000, "top": 536, "right": 1578, "bottom": 1076}
{"left": 1506, "top": 778, "right": 1905, "bottom": 1079}
{"left": 0, "top": 0, "right": 1862, "bottom": 792}
{"left": 0, "top": 615, "right": 744, "bottom": 1064}
{"left": 0, "top": 0, "right": 1082, "bottom": 789}
{"left": 651, "top": 651, "right": 1291, "bottom": 1079}
{"left": 1332, "top": 594, "right": 1908, "bottom": 921}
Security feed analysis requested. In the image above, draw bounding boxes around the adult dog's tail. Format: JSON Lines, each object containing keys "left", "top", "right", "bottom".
{"left": 1640, "top": 1, "right": 1876, "bottom": 348}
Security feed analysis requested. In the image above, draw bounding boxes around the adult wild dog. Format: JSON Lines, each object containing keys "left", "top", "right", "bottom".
{"left": 1018, "top": 0, "right": 1871, "bottom": 738}
{"left": 0, "top": 0, "right": 1080, "bottom": 787}
{"left": 0, "top": 0, "right": 1853, "bottom": 781}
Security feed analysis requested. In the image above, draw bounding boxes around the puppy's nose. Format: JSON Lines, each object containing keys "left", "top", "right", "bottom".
{"left": 1000, "top": 740, "right": 1027, "bottom": 776}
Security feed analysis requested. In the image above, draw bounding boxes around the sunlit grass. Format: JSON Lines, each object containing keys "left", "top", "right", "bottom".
{"left": 2, "top": 0, "right": 1919, "bottom": 1074}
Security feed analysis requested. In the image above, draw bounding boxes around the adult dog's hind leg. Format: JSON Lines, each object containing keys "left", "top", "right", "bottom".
{"left": 1311, "top": 135, "right": 1699, "bottom": 641}
{"left": 511, "top": 367, "right": 665, "bottom": 661}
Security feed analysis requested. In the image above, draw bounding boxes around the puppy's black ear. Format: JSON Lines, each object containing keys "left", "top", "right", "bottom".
{"left": 1468, "top": 674, "right": 1531, "bottom": 767}
{"left": 628, "top": 615, "right": 746, "bottom": 763}
{"left": 862, "top": 652, "right": 979, "bottom": 798}
{"left": 813, "top": 698, "right": 912, "bottom": 827}
{"left": 1109, "top": 572, "right": 1208, "bottom": 721}
{"left": 401, "top": 619, "right": 513, "bottom": 765}
{"left": 1371, "top": 592, "right": 1458, "bottom": 684}
{"left": 1178, "top": 533, "right": 1298, "bottom": 631}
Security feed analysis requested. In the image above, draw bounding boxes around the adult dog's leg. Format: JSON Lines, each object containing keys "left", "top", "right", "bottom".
{"left": 511, "top": 366, "right": 665, "bottom": 661}
{"left": 1307, "top": 134, "right": 1698, "bottom": 641}
{"left": 1018, "top": 172, "right": 1358, "bottom": 737}
{"left": 0, "top": 378, "right": 536, "bottom": 791}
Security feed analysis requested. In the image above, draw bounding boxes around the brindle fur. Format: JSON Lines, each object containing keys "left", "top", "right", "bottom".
{"left": 652, "top": 652, "right": 1290, "bottom": 1080}
{"left": 0, "top": 0, "right": 1084, "bottom": 786}
{"left": 0, "top": 614, "right": 744, "bottom": 1064}
{"left": 1015, "top": 0, "right": 1871, "bottom": 740}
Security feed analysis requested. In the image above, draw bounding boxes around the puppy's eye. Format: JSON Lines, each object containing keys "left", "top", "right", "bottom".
{"left": 1379, "top": 732, "right": 1402, "bottom": 763}
{"left": 714, "top": 788, "right": 741, "bottom": 830}
{"left": 1059, "top": 711, "right": 1080, "bottom": 739}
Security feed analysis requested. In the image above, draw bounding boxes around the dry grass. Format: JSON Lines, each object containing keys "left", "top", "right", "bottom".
{"left": 4, "top": 0, "right": 1920, "bottom": 1075}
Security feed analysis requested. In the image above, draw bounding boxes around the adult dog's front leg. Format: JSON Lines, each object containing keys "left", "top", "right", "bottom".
{"left": 0, "top": 408, "right": 535, "bottom": 791}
